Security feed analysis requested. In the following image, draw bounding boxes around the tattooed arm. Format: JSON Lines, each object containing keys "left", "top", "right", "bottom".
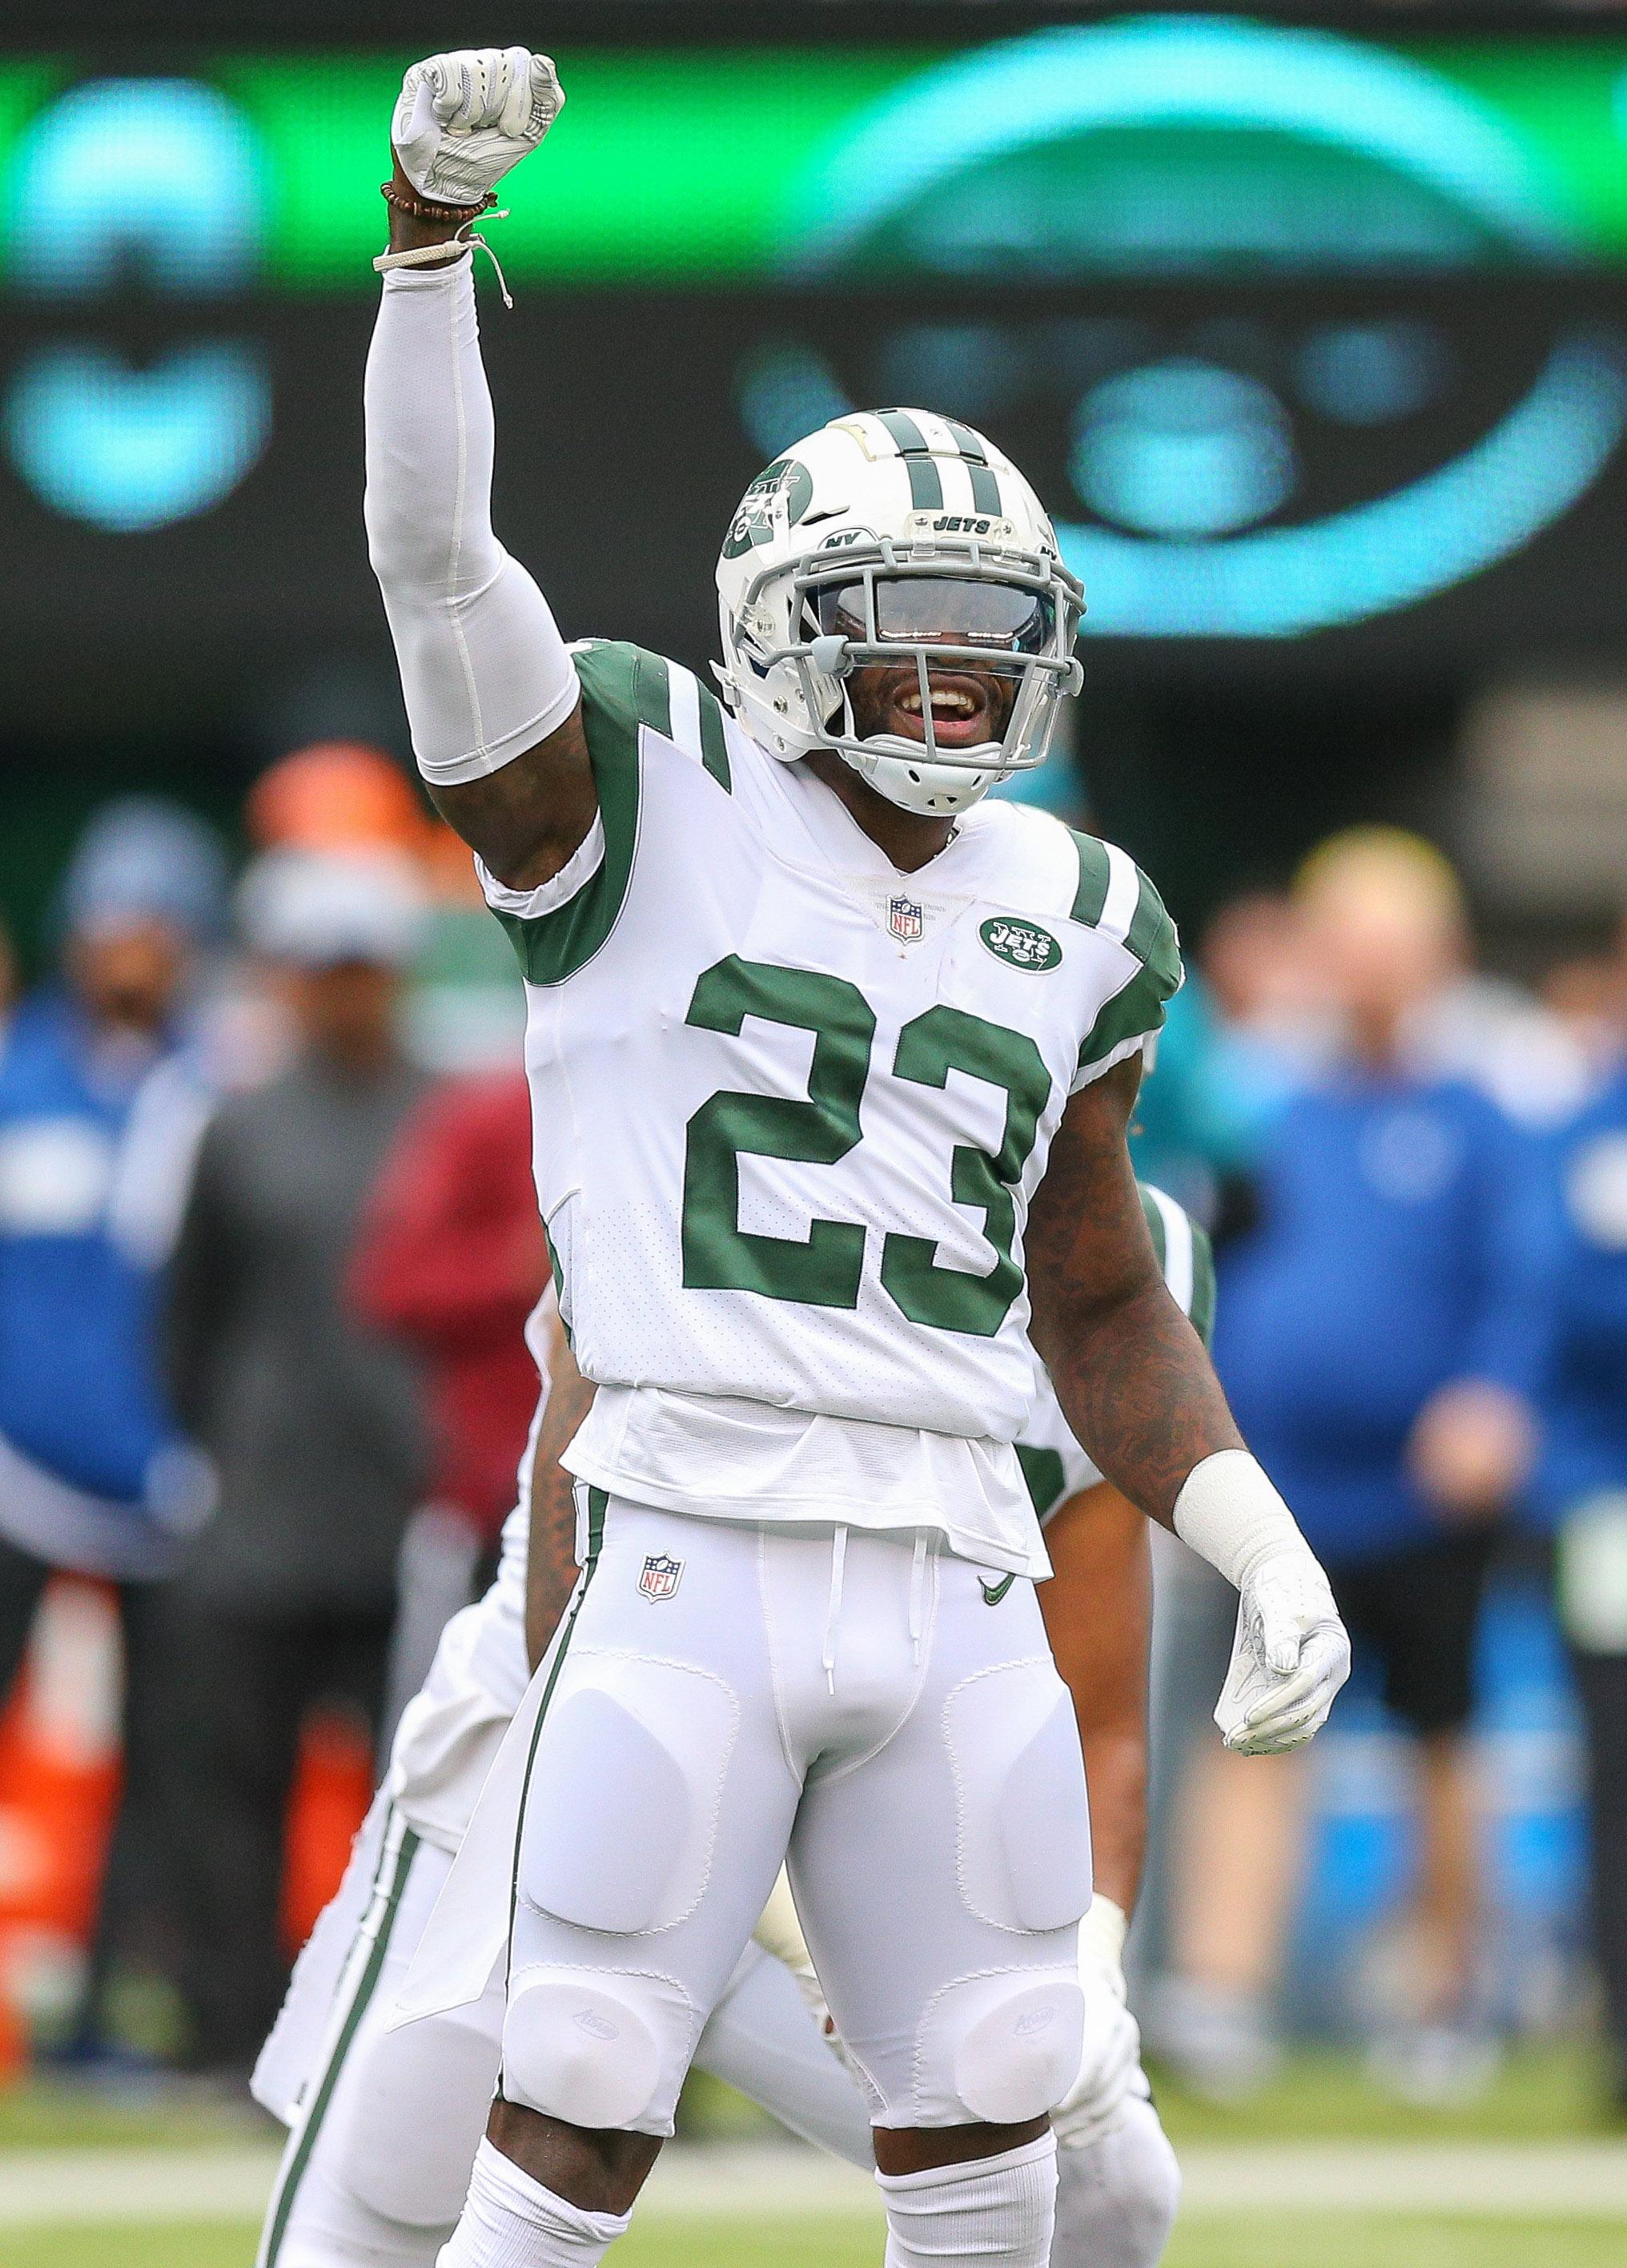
{"left": 1026, "top": 1056, "right": 1240, "bottom": 1526}
{"left": 524, "top": 1320, "right": 599, "bottom": 1671}
{"left": 1027, "top": 1057, "right": 1348, "bottom": 1754}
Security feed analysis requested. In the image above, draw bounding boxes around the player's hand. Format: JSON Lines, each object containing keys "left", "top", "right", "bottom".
{"left": 1215, "top": 1547, "right": 1349, "bottom": 1755}
{"left": 392, "top": 48, "right": 564, "bottom": 208}
{"left": 1051, "top": 1896, "right": 1142, "bottom": 2145}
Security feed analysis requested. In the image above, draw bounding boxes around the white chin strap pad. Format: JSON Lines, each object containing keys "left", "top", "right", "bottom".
{"left": 844, "top": 739, "right": 1002, "bottom": 817}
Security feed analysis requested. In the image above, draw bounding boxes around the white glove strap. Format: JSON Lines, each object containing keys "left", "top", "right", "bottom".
{"left": 1077, "top": 1893, "right": 1128, "bottom": 1976}
{"left": 1173, "top": 1449, "right": 1309, "bottom": 1592}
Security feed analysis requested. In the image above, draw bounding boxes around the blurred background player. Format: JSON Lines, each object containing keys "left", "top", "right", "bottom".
{"left": 0, "top": 798, "right": 227, "bottom": 2068}
{"left": 350, "top": 1066, "right": 548, "bottom": 1717}
{"left": 1538, "top": 918, "right": 1627, "bottom": 2117}
{"left": 1154, "top": 830, "right": 1549, "bottom": 2101}
{"left": 161, "top": 848, "right": 430, "bottom": 2080}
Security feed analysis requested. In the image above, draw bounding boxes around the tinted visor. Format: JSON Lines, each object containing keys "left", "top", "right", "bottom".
{"left": 818, "top": 576, "right": 1054, "bottom": 654}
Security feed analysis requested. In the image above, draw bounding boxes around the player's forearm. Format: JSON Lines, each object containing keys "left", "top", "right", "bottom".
{"left": 1040, "top": 1277, "right": 1243, "bottom": 1529}
{"left": 1076, "top": 1727, "right": 1145, "bottom": 1912}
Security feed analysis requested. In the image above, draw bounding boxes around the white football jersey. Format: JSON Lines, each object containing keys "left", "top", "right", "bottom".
{"left": 1020, "top": 1184, "right": 1215, "bottom": 1527}
{"left": 480, "top": 642, "right": 1180, "bottom": 1556}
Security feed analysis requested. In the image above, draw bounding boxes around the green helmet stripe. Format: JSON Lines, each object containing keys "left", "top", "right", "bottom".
{"left": 875, "top": 409, "right": 946, "bottom": 510}
{"left": 941, "top": 419, "right": 1004, "bottom": 516}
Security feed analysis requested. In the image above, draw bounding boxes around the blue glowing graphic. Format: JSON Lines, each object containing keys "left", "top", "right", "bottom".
{"left": 1071, "top": 362, "right": 1296, "bottom": 537}
{"left": 5, "top": 78, "right": 271, "bottom": 531}
{"left": 8, "top": 78, "right": 266, "bottom": 293}
{"left": 1057, "top": 336, "right": 1627, "bottom": 637}
{"left": 789, "top": 18, "right": 1577, "bottom": 275}
{"left": 7, "top": 344, "right": 272, "bottom": 533}
{"left": 1296, "top": 322, "right": 1449, "bottom": 426}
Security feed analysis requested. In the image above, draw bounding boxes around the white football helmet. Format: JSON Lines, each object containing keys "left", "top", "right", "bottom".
{"left": 714, "top": 409, "right": 1085, "bottom": 817}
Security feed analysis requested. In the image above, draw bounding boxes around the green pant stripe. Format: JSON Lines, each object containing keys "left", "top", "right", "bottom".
{"left": 507, "top": 1488, "right": 607, "bottom": 1924}
{"left": 495, "top": 1492, "right": 607, "bottom": 2101}
{"left": 259, "top": 1815, "right": 421, "bottom": 2267}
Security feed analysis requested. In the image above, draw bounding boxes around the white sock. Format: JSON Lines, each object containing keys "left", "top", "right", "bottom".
{"left": 876, "top": 2133, "right": 1057, "bottom": 2266}
{"left": 436, "top": 2141, "right": 630, "bottom": 2268}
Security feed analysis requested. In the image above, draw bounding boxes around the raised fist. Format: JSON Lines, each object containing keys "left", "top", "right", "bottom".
{"left": 392, "top": 48, "right": 564, "bottom": 208}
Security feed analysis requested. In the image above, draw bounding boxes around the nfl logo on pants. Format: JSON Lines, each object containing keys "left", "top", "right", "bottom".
{"left": 638, "top": 1553, "right": 684, "bottom": 1601}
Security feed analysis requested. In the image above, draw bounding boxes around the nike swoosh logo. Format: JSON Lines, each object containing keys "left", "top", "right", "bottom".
{"left": 980, "top": 1574, "right": 1015, "bottom": 1606}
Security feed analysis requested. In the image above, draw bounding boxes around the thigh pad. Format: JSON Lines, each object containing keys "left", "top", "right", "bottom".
{"left": 944, "top": 1659, "right": 1091, "bottom": 1934}
{"left": 519, "top": 1649, "right": 738, "bottom": 1936}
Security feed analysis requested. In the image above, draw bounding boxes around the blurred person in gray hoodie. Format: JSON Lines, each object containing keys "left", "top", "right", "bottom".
{"left": 163, "top": 850, "right": 429, "bottom": 2079}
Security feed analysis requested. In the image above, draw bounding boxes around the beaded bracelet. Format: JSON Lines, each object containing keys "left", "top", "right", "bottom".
{"left": 380, "top": 179, "right": 496, "bottom": 226}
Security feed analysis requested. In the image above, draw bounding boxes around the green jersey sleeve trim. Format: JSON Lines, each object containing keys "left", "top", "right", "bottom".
{"left": 1139, "top": 1183, "right": 1168, "bottom": 1273}
{"left": 487, "top": 641, "right": 667, "bottom": 987}
{"left": 1016, "top": 1440, "right": 1069, "bottom": 1524}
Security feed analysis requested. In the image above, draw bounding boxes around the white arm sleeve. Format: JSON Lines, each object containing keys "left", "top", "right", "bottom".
{"left": 364, "top": 257, "right": 580, "bottom": 786}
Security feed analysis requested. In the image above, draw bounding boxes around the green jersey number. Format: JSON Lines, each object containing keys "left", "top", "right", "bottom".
{"left": 681, "top": 955, "right": 1051, "bottom": 1335}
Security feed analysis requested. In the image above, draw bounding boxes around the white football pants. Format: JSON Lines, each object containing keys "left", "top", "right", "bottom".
{"left": 499, "top": 1502, "right": 1089, "bottom": 2137}
{"left": 259, "top": 1799, "right": 1175, "bottom": 2268}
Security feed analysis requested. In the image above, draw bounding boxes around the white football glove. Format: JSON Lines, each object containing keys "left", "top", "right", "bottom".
{"left": 392, "top": 47, "right": 564, "bottom": 208}
{"left": 1051, "top": 1896, "right": 1143, "bottom": 2149}
{"left": 1215, "top": 1547, "right": 1351, "bottom": 1755}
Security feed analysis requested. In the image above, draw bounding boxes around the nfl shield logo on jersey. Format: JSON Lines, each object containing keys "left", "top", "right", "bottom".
{"left": 638, "top": 1553, "right": 684, "bottom": 1602}
{"left": 889, "top": 895, "right": 924, "bottom": 943}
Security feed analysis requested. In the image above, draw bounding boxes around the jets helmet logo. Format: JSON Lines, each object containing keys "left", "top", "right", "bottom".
{"left": 720, "top": 457, "right": 814, "bottom": 560}
{"left": 638, "top": 1553, "right": 685, "bottom": 1601}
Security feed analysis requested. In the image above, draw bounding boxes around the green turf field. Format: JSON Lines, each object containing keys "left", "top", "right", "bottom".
{"left": 9, "top": 2215, "right": 1627, "bottom": 2268}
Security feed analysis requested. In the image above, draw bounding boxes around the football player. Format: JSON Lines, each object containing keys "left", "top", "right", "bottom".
{"left": 255, "top": 1190, "right": 1203, "bottom": 2268}
{"left": 356, "top": 48, "right": 1348, "bottom": 2268}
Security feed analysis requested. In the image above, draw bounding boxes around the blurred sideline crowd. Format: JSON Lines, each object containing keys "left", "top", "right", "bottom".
{"left": 0, "top": 755, "right": 1625, "bottom": 2125}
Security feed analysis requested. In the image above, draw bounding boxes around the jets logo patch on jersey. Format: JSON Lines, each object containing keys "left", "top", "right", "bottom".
{"left": 980, "top": 917, "right": 1063, "bottom": 973}
{"left": 638, "top": 1553, "right": 685, "bottom": 1601}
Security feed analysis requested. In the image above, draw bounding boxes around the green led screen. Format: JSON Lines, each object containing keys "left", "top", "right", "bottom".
{"left": 10, "top": 25, "right": 1627, "bottom": 289}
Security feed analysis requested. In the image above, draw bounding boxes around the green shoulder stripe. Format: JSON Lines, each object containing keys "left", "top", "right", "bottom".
{"left": 1189, "top": 1222, "right": 1217, "bottom": 1349}
{"left": 488, "top": 641, "right": 667, "bottom": 987}
{"left": 1126, "top": 866, "right": 1179, "bottom": 983}
{"left": 1067, "top": 829, "right": 1111, "bottom": 927}
{"left": 1078, "top": 869, "right": 1183, "bottom": 1072}
{"left": 697, "top": 685, "right": 733, "bottom": 792}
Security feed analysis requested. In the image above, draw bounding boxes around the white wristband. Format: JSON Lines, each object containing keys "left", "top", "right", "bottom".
{"left": 1078, "top": 1892, "right": 1128, "bottom": 1974}
{"left": 1173, "top": 1449, "right": 1310, "bottom": 1594}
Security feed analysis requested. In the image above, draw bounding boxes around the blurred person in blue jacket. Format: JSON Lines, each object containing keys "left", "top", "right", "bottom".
{"left": 0, "top": 797, "right": 226, "bottom": 2058}
{"left": 1538, "top": 928, "right": 1627, "bottom": 2113}
{"left": 1156, "top": 830, "right": 1548, "bottom": 2104}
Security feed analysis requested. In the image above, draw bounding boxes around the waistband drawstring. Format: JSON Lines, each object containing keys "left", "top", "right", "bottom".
{"left": 822, "top": 1525, "right": 849, "bottom": 1694}
{"left": 908, "top": 1531, "right": 929, "bottom": 1667}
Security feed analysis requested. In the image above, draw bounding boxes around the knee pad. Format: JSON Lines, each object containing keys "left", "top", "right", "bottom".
{"left": 518, "top": 1655, "right": 737, "bottom": 1935}
{"left": 1053, "top": 2096, "right": 1181, "bottom": 2268}
{"left": 944, "top": 1663, "right": 1091, "bottom": 1934}
{"left": 918, "top": 1968, "right": 1086, "bottom": 2127}
{"left": 501, "top": 1962, "right": 693, "bottom": 2134}
{"left": 338, "top": 2002, "right": 503, "bottom": 2227}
